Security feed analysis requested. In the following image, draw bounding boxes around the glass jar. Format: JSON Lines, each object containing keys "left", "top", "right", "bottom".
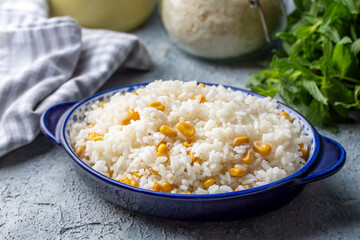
{"left": 160, "top": 0, "right": 287, "bottom": 61}
{"left": 49, "top": 0, "right": 157, "bottom": 32}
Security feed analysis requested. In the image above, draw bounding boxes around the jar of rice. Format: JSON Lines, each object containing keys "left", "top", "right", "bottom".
{"left": 49, "top": 0, "right": 157, "bottom": 32}
{"left": 160, "top": 0, "right": 287, "bottom": 60}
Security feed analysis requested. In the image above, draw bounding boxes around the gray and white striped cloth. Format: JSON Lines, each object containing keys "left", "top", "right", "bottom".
{"left": 0, "top": 0, "right": 152, "bottom": 157}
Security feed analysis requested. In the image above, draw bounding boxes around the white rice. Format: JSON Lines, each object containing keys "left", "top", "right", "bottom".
{"left": 70, "top": 80, "right": 311, "bottom": 194}
{"left": 161, "top": 0, "right": 283, "bottom": 58}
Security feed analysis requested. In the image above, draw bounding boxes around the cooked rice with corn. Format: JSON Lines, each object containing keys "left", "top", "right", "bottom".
{"left": 70, "top": 80, "right": 311, "bottom": 194}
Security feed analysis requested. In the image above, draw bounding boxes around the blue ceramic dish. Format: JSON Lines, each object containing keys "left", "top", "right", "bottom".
{"left": 40, "top": 83, "right": 346, "bottom": 221}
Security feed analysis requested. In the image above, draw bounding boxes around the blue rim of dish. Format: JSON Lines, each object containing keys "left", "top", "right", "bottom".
{"left": 60, "top": 82, "right": 321, "bottom": 199}
{"left": 301, "top": 136, "right": 345, "bottom": 183}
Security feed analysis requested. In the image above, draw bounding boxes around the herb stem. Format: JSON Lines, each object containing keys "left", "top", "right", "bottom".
{"left": 331, "top": 75, "right": 360, "bottom": 84}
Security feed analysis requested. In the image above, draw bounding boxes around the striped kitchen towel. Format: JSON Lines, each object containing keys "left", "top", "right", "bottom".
{"left": 0, "top": 0, "right": 152, "bottom": 157}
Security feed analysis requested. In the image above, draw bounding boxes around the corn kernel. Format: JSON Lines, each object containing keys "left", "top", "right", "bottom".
{"left": 159, "top": 125, "right": 177, "bottom": 137}
{"left": 182, "top": 140, "right": 193, "bottom": 147}
{"left": 198, "top": 83, "right": 205, "bottom": 88}
{"left": 203, "top": 179, "right": 216, "bottom": 189}
{"left": 88, "top": 132, "right": 103, "bottom": 141}
{"left": 188, "top": 152, "right": 201, "bottom": 166}
{"left": 300, "top": 148, "right": 309, "bottom": 159}
{"left": 128, "top": 174, "right": 138, "bottom": 187}
{"left": 150, "top": 181, "right": 162, "bottom": 192}
{"left": 119, "top": 177, "right": 130, "bottom": 185}
{"left": 181, "top": 191, "right": 192, "bottom": 194}
{"left": 161, "top": 182, "right": 172, "bottom": 192}
{"left": 149, "top": 101, "right": 165, "bottom": 111}
{"left": 176, "top": 121, "right": 195, "bottom": 137}
{"left": 299, "top": 144, "right": 309, "bottom": 159}
{"left": 188, "top": 152, "right": 201, "bottom": 165}
{"left": 121, "top": 116, "right": 131, "bottom": 125}
{"left": 75, "top": 146, "right": 86, "bottom": 156}
{"left": 229, "top": 168, "right": 246, "bottom": 177}
{"left": 233, "top": 136, "right": 249, "bottom": 146}
{"left": 280, "top": 112, "right": 291, "bottom": 121}
{"left": 119, "top": 174, "right": 138, "bottom": 187}
{"left": 135, "top": 92, "right": 139, "bottom": 96}
{"left": 132, "top": 113, "right": 140, "bottom": 121}
{"left": 99, "top": 102, "right": 104, "bottom": 108}
{"left": 242, "top": 149, "right": 254, "bottom": 164}
{"left": 157, "top": 143, "right": 169, "bottom": 157}
{"left": 133, "top": 172, "right": 142, "bottom": 178}
{"left": 128, "top": 108, "right": 140, "bottom": 121}
{"left": 121, "top": 108, "right": 140, "bottom": 125}
{"left": 253, "top": 141, "right": 272, "bottom": 156}
{"left": 192, "top": 94, "right": 206, "bottom": 103}
{"left": 149, "top": 167, "right": 159, "bottom": 175}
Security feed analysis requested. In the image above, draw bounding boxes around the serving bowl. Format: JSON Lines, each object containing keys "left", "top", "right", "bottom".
{"left": 40, "top": 83, "right": 346, "bottom": 221}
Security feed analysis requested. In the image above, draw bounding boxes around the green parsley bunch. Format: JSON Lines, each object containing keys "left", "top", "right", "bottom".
{"left": 247, "top": 0, "right": 360, "bottom": 132}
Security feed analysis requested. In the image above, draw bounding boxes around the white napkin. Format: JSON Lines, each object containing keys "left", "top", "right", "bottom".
{"left": 0, "top": 0, "right": 152, "bottom": 157}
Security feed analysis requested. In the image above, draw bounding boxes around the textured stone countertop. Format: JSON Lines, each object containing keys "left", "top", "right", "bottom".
{"left": 1, "top": 9, "right": 360, "bottom": 240}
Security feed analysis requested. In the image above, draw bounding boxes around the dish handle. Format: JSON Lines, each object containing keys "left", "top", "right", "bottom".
{"left": 300, "top": 136, "right": 346, "bottom": 184}
{"left": 40, "top": 102, "right": 77, "bottom": 145}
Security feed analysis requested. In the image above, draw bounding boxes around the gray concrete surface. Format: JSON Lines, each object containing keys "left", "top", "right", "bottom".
{"left": 1, "top": 8, "right": 360, "bottom": 240}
